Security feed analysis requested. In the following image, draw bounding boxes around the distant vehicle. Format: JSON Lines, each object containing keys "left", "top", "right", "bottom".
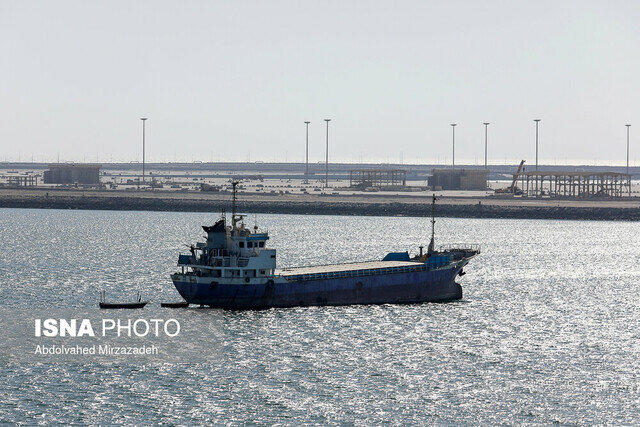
{"left": 200, "top": 183, "right": 221, "bottom": 192}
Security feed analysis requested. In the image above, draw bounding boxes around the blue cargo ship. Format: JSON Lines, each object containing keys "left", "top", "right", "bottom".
{"left": 170, "top": 184, "right": 480, "bottom": 309}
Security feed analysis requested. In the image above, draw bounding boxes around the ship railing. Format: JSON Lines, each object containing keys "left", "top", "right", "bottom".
{"left": 437, "top": 244, "right": 481, "bottom": 253}
{"left": 278, "top": 258, "right": 415, "bottom": 271}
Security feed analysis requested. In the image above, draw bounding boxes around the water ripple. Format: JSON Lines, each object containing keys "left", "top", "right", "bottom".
{"left": 1, "top": 208, "right": 639, "bottom": 424}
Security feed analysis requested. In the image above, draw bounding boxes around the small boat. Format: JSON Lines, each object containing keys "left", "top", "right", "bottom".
{"left": 160, "top": 301, "right": 190, "bottom": 308}
{"left": 99, "top": 302, "right": 147, "bottom": 309}
{"left": 99, "top": 291, "right": 148, "bottom": 309}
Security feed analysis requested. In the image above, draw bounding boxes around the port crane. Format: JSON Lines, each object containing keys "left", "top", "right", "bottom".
{"left": 495, "top": 160, "right": 525, "bottom": 195}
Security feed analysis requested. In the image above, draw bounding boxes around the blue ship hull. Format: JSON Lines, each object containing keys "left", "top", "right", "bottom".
{"left": 172, "top": 263, "right": 464, "bottom": 309}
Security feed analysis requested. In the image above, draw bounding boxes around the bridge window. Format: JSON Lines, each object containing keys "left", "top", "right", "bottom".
{"left": 247, "top": 242, "right": 253, "bottom": 248}
{"left": 239, "top": 242, "right": 244, "bottom": 248}
{"left": 258, "top": 241, "right": 265, "bottom": 247}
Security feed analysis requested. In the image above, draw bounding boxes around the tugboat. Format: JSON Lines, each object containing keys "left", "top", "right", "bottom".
{"left": 170, "top": 183, "right": 480, "bottom": 309}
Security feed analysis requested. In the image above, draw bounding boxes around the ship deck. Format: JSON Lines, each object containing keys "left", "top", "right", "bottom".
{"left": 277, "top": 260, "right": 427, "bottom": 282}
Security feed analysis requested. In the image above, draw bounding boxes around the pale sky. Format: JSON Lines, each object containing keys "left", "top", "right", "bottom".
{"left": 1, "top": 0, "right": 639, "bottom": 165}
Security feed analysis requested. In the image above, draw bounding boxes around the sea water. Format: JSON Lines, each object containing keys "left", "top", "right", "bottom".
{"left": 1, "top": 208, "right": 639, "bottom": 424}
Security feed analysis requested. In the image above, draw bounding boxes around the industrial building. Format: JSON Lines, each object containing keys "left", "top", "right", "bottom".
{"left": 429, "top": 169, "right": 488, "bottom": 190}
{"left": 43, "top": 163, "right": 102, "bottom": 184}
{"left": 349, "top": 169, "right": 407, "bottom": 188}
{"left": 521, "top": 171, "right": 631, "bottom": 198}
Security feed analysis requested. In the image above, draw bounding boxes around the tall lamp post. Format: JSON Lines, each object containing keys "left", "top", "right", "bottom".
{"left": 626, "top": 124, "right": 631, "bottom": 175}
{"left": 534, "top": 119, "right": 541, "bottom": 195}
{"left": 626, "top": 124, "right": 631, "bottom": 197}
{"left": 450, "top": 123, "right": 457, "bottom": 170}
{"left": 324, "top": 119, "right": 331, "bottom": 188}
{"left": 304, "top": 121, "right": 310, "bottom": 184}
{"left": 483, "top": 122, "right": 490, "bottom": 170}
{"left": 141, "top": 117, "right": 148, "bottom": 185}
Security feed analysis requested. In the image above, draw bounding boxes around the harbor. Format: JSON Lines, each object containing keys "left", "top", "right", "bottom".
{"left": 2, "top": 184, "right": 640, "bottom": 220}
{"left": 2, "top": 160, "right": 638, "bottom": 221}
{"left": 3, "top": 0, "right": 640, "bottom": 423}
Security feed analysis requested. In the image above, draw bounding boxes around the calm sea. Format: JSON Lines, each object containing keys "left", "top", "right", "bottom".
{"left": 1, "top": 208, "right": 639, "bottom": 424}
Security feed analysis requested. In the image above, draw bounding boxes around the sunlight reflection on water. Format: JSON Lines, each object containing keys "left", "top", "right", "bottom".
{"left": 1, "top": 208, "right": 639, "bottom": 424}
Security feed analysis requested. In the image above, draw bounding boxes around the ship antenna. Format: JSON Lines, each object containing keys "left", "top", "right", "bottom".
{"left": 428, "top": 194, "right": 436, "bottom": 254}
{"left": 231, "top": 181, "right": 238, "bottom": 229}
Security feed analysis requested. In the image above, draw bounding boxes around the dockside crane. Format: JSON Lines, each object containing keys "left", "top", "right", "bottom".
{"left": 495, "top": 160, "right": 525, "bottom": 195}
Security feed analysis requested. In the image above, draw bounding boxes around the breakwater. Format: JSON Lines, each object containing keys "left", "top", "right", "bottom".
{"left": 1, "top": 191, "right": 639, "bottom": 221}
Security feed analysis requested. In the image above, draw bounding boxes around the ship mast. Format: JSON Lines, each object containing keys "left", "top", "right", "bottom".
{"left": 231, "top": 181, "right": 238, "bottom": 229}
{"left": 428, "top": 194, "right": 436, "bottom": 254}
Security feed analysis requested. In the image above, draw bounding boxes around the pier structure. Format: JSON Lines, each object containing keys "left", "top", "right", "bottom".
{"left": 3, "top": 175, "right": 38, "bottom": 187}
{"left": 523, "top": 171, "right": 631, "bottom": 198}
{"left": 349, "top": 169, "right": 407, "bottom": 188}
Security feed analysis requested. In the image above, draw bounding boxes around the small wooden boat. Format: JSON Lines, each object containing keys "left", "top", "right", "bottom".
{"left": 160, "top": 301, "right": 190, "bottom": 308}
{"left": 99, "top": 301, "right": 148, "bottom": 309}
{"left": 99, "top": 291, "right": 148, "bottom": 309}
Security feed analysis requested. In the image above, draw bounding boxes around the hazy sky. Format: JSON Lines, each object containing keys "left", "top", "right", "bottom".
{"left": 1, "top": 0, "right": 639, "bottom": 165}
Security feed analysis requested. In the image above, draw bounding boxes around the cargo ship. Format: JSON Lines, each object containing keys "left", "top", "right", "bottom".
{"left": 170, "top": 183, "right": 480, "bottom": 309}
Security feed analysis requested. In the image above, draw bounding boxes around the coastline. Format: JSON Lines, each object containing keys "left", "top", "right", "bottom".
{"left": 1, "top": 188, "right": 639, "bottom": 221}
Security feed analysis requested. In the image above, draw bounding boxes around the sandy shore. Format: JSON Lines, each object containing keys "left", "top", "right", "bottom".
{"left": 1, "top": 187, "right": 639, "bottom": 221}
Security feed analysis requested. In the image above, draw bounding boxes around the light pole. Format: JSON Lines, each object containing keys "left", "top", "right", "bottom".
{"left": 304, "top": 121, "right": 310, "bottom": 184}
{"left": 141, "top": 117, "right": 148, "bottom": 185}
{"left": 626, "top": 124, "right": 631, "bottom": 175}
{"left": 626, "top": 124, "right": 631, "bottom": 197}
{"left": 450, "top": 124, "right": 457, "bottom": 169}
{"left": 534, "top": 119, "right": 541, "bottom": 195}
{"left": 483, "top": 123, "right": 490, "bottom": 170}
{"left": 324, "top": 119, "right": 331, "bottom": 188}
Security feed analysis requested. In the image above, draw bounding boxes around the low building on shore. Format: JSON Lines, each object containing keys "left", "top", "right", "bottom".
{"left": 43, "top": 163, "right": 102, "bottom": 185}
{"left": 429, "top": 169, "right": 488, "bottom": 190}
